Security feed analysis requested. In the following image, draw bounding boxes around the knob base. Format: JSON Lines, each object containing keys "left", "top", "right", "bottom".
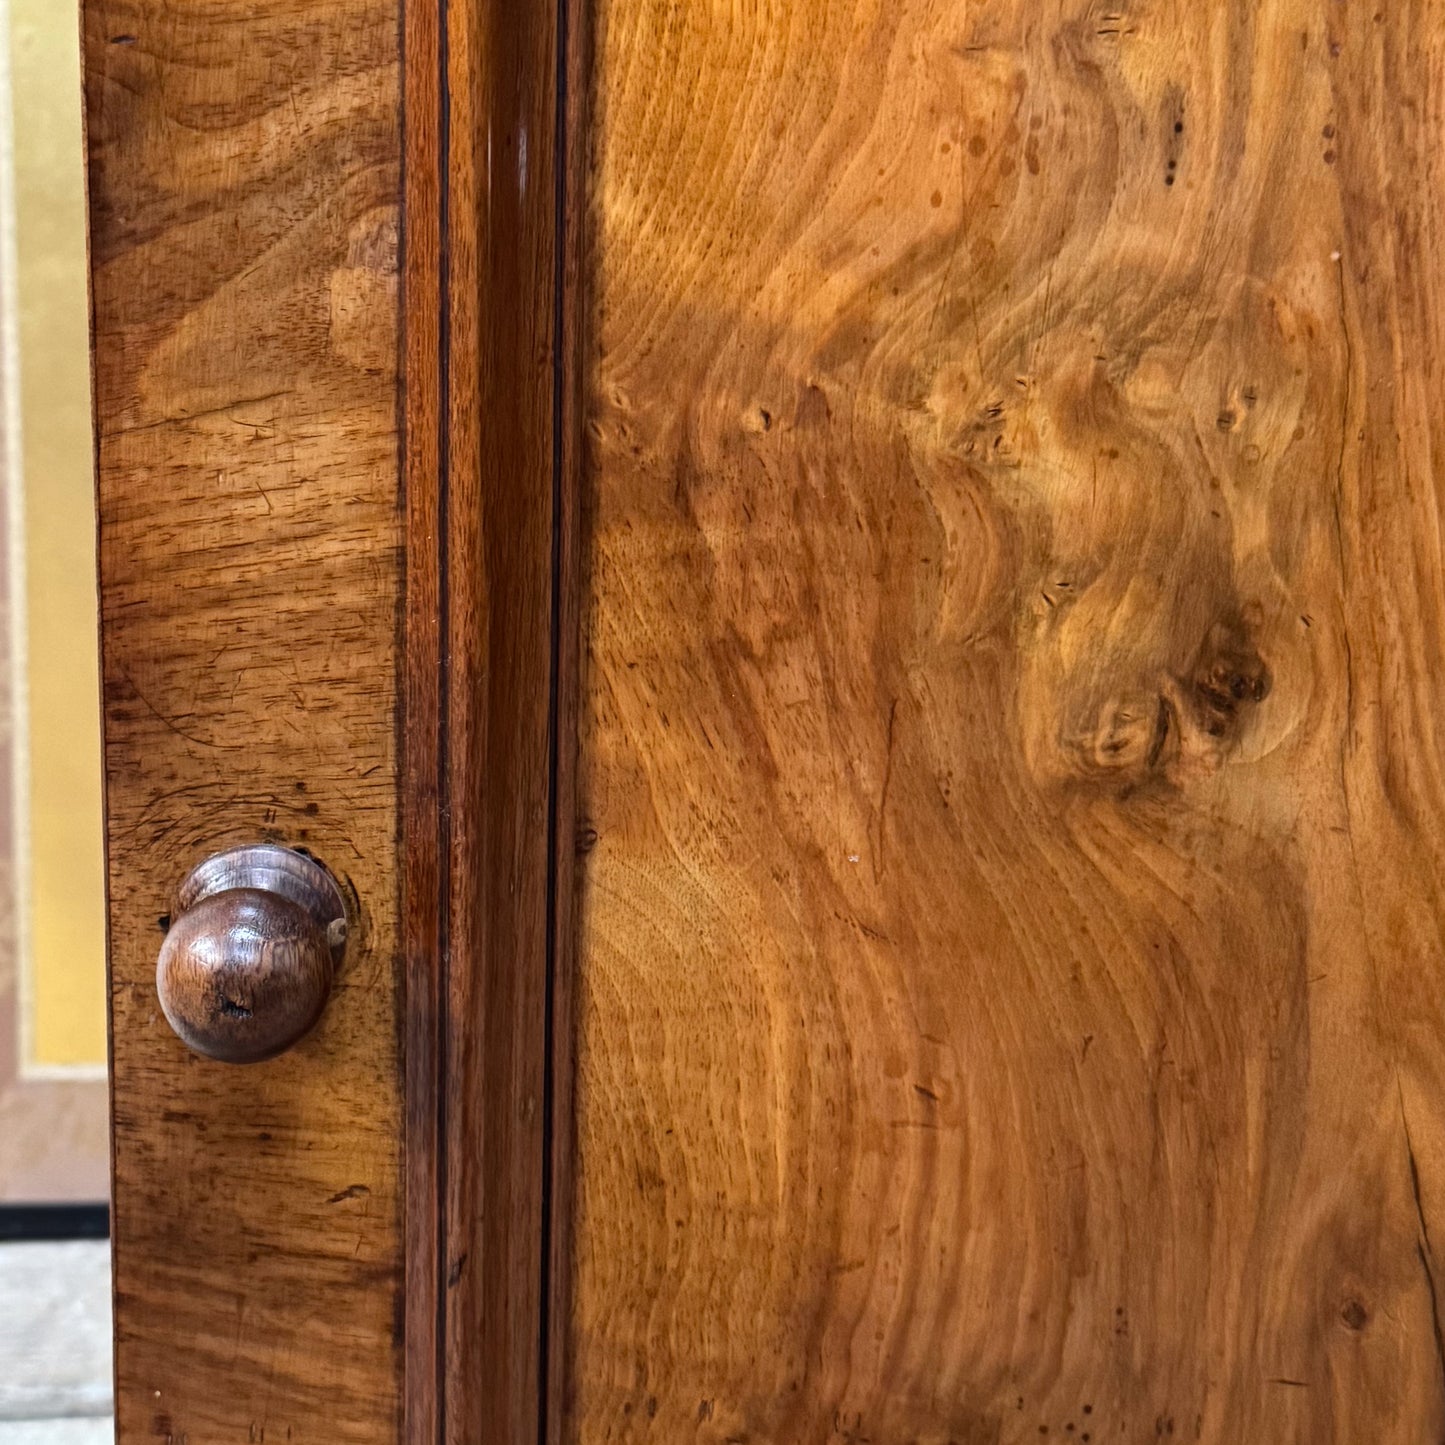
{"left": 177, "top": 844, "right": 348, "bottom": 950}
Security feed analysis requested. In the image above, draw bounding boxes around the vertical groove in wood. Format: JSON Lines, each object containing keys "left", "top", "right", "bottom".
{"left": 445, "top": 0, "right": 559, "bottom": 1437}
{"left": 403, "top": 0, "right": 564, "bottom": 1438}
{"left": 402, "top": 0, "right": 444, "bottom": 1438}
{"left": 545, "top": 0, "right": 589, "bottom": 1437}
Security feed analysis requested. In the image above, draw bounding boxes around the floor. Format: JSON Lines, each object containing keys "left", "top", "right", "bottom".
{"left": 0, "top": 1242, "right": 112, "bottom": 1444}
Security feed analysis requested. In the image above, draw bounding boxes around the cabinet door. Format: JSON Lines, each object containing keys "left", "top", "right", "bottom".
{"left": 87, "top": 0, "right": 409, "bottom": 1437}
{"left": 557, "top": 3, "right": 1445, "bottom": 1441}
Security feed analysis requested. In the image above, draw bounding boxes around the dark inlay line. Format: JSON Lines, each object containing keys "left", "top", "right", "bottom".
{"left": 538, "top": 1, "right": 571, "bottom": 1441}
{"left": 436, "top": 0, "right": 453, "bottom": 1431}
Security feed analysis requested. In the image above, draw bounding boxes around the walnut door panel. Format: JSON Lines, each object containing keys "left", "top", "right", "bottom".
{"left": 563, "top": 3, "right": 1445, "bottom": 1440}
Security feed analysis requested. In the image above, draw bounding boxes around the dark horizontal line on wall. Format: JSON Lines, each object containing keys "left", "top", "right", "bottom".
{"left": 0, "top": 1202, "right": 109, "bottom": 1242}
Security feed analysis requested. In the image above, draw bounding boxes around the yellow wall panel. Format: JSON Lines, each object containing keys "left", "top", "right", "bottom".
{"left": 8, "top": 0, "right": 106, "bottom": 1072}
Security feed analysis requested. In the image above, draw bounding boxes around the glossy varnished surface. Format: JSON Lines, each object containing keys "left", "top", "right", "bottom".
{"left": 566, "top": 2, "right": 1445, "bottom": 1438}
{"left": 85, "top": 0, "right": 403, "bottom": 1436}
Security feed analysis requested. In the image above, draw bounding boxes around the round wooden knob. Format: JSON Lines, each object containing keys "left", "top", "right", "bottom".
{"left": 156, "top": 845, "right": 347, "bottom": 1064}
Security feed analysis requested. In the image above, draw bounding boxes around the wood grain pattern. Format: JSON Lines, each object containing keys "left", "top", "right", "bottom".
{"left": 86, "top": 0, "right": 405, "bottom": 1436}
{"left": 564, "top": 2, "right": 1445, "bottom": 1439}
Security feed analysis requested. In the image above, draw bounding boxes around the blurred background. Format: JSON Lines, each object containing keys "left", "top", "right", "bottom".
{"left": 0, "top": 1, "right": 112, "bottom": 1440}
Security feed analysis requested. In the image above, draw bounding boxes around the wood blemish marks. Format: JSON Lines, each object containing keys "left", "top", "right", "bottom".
{"left": 1159, "top": 87, "right": 1186, "bottom": 188}
{"left": 1402, "top": 1094, "right": 1445, "bottom": 1398}
{"left": 1188, "top": 617, "right": 1271, "bottom": 739}
{"left": 1068, "top": 691, "right": 1174, "bottom": 783}
{"left": 871, "top": 697, "right": 900, "bottom": 882}
{"left": 326, "top": 1184, "right": 372, "bottom": 1204}
{"left": 1022, "top": 562, "right": 1274, "bottom": 793}
{"left": 1095, "top": 12, "right": 1134, "bottom": 41}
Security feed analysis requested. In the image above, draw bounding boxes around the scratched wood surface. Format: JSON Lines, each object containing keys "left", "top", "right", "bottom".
{"left": 85, "top": 1, "right": 404, "bottom": 1438}
{"left": 564, "top": 2, "right": 1445, "bottom": 1439}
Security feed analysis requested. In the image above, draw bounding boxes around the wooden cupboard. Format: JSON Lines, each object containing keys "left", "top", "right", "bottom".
{"left": 87, "top": 1, "right": 1445, "bottom": 1439}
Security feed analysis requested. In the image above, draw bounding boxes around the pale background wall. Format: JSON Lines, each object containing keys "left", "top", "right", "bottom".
{"left": 0, "top": 10, "right": 114, "bottom": 1439}
{"left": 0, "top": 0, "right": 109, "bottom": 1201}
